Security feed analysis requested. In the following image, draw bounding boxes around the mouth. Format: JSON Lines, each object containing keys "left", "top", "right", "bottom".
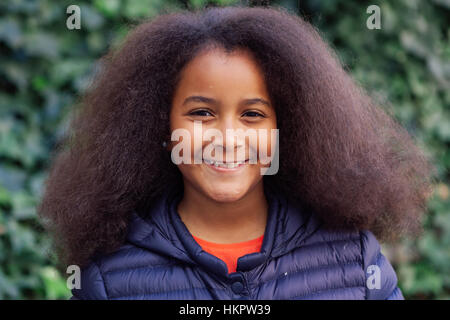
{"left": 203, "top": 159, "right": 249, "bottom": 171}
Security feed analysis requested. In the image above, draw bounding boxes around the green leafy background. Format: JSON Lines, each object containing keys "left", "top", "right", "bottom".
{"left": 0, "top": 0, "right": 448, "bottom": 299}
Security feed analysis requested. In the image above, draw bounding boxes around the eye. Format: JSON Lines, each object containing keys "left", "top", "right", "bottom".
{"left": 188, "top": 109, "right": 214, "bottom": 117}
{"left": 242, "top": 111, "right": 265, "bottom": 118}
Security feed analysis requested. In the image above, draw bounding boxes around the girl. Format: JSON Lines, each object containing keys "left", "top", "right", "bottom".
{"left": 38, "top": 6, "right": 435, "bottom": 300}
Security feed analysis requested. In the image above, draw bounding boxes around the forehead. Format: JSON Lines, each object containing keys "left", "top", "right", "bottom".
{"left": 173, "top": 48, "right": 270, "bottom": 100}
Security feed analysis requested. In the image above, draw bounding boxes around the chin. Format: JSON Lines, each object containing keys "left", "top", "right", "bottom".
{"left": 205, "top": 185, "right": 248, "bottom": 203}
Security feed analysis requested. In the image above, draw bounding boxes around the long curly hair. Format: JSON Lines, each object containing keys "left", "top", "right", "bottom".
{"left": 38, "top": 5, "right": 436, "bottom": 269}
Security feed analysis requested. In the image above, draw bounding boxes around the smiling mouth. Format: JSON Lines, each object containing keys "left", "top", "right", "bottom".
{"left": 203, "top": 159, "right": 249, "bottom": 169}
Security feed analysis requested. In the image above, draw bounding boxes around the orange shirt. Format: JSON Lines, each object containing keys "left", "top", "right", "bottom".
{"left": 192, "top": 235, "right": 264, "bottom": 274}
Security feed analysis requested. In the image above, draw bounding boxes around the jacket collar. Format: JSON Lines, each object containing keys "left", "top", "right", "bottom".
{"left": 126, "top": 182, "right": 322, "bottom": 278}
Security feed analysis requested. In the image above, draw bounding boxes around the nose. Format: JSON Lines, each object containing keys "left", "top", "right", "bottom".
{"left": 211, "top": 136, "right": 244, "bottom": 149}
{"left": 213, "top": 115, "right": 244, "bottom": 146}
{"left": 211, "top": 116, "right": 246, "bottom": 160}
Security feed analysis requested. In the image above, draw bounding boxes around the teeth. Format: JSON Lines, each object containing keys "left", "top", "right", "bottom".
{"left": 204, "top": 160, "right": 244, "bottom": 168}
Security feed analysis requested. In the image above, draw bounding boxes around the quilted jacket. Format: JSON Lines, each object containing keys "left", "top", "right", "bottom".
{"left": 70, "top": 184, "right": 404, "bottom": 300}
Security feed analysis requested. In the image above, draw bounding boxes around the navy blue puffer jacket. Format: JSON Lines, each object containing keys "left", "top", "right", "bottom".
{"left": 71, "top": 185, "right": 404, "bottom": 300}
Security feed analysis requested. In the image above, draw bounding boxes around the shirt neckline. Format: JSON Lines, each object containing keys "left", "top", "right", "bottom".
{"left": 192, "top": 234, "right": 264, "bottom": 249}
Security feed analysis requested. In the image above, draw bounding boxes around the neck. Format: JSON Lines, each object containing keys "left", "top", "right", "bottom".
{"left": 177, "top": 181, "right": 268, "bottom": 244}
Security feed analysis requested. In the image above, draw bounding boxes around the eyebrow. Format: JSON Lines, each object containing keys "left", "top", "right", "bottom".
{"left": 182, "top": 95, "right": 272, "bottom": 107}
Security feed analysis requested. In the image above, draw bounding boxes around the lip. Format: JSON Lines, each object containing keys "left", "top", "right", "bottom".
{"left": 203, "top": 159, "right": 249, "bottom": 172}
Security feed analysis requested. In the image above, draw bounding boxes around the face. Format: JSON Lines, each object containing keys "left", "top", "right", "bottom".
{"left": 169, "top": 47, "right": 277, "bottom": 202}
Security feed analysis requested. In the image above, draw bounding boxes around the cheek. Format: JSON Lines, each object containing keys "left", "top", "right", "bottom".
{"left": 254, "top": 127, "right": 278, "bottom": 162}
{"left": 168, "top": 117, "right": 198, "bottom": 161}
{"left": 192, "top": 128, "right": 205, "bottom": 160}
{"left": 177, "top": 121, "right": 205, "bottom": 161}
